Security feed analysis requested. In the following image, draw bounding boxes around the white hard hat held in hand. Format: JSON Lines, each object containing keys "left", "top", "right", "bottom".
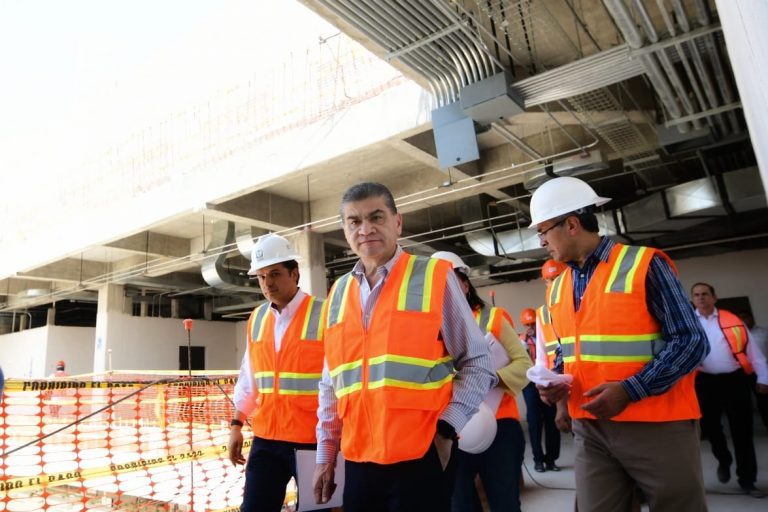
{"left": 458, "top": 402, "right": 498, "bottom": 454}
{"left": 248, "top": 234, "right": 301, "bottom": 274}
{"left": 528, "top": 176, "right": 611, "bottom": 228}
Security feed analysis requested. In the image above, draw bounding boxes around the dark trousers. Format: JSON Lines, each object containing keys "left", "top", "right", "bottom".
{"left": 522, "top": 382, "right": 560, "bottom": 464}
{"left": 695, "top": 369, "right": 758, "bottom": 488}
{"left": 750, "top": 373, "right": 768, "bottom": 432}
{"left": 452, "top": 418, "right": 525, "bottom": 512}
{"left": 240, "top": 436, "right": 327, "bottom": 512}
{"left": 343, "top": 440, "right": 457, "bottom": 512}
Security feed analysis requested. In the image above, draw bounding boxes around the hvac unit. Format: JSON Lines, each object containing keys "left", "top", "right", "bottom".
{"left": 523, "top": 150, "right": 609, "bottom": 190}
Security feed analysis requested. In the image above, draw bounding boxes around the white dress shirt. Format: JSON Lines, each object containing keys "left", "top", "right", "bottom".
{"left": 233, "top": 290, "right": 307, "bottom": 416}
{"left": 696, "top": 308, "right": 768, "bottom": 385}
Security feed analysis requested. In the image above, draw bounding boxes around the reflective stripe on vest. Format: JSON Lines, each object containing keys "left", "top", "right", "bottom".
{"left": 397, "top": 256, "right": 439, "bottom": 312}
{"left": 327, "top": 273, "right": 354, "bottom": 329}
{"left": 577, "top": 333, "right": 664, "bottom": 363}
{"left": 475, "top": 307, "right": 504, "bottom": 334}
{"left": 330, "top": 355, "right": 453, "bottom": 398}
{"left": 560, "top": 336, "right": 576, "bottom": 362}
{"left": 278, "top": 371, "right": 323, "bottom": 395}
{"left": 330, "top": 360, "right": 364, "bottom": 398}
{"left": 326, "top": 254, "right": 440, "bottom": 329}
{"left": 250, "top": 304, "right": 270, "bottom": 342}
{"left": 300, "top": 296, "right": 325, "bottom": 340}
{"left": 254, "top": 370, "right": 322, "bottom": 396}
{"left": 604, "top": 245, "right": 648, "bottom": 293}
{"left": 548, "top": 272, "right": 566, "bottom": 306}
{"left": 254, "top": 371, "right": 275, "bottom": 393}
{"left": 252, "top": 299, "right": 325, "bottom": 343}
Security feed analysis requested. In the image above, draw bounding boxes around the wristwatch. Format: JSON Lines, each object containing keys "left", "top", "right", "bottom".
{"left": 436, "top": 419, "right": 458, "bottom": 441}
{"left": 230, "top": 418, "right": 244, "bottom": 428}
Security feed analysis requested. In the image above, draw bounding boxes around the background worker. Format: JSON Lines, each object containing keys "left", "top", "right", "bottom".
{"left": 535, "top": 260, "right": 572, "bottom": 435}
{"left": 50, "top": 360, "right": 68, "bottom": 378}
{"left": 736, "top": 310, "right": 768, "bottom": 431}
{"left": 432, "top": 251, "right": 530, "bottom": 512}
{"left": 520, "top": 307, "right": 560, "bottom": 472}
{"left": 313, "top": 182, "right": 496, "bottom": 512}
{"left": 531, "top": 176, "right": 709, "bottom": 512}
{"left": 228, "top": 234, "right": 329, "bottom": 512}
{"left": 47, "top": 360, "right": 69, "bottom": 415}
{"left": 691, "top": 282, "right": 768, "bottom": 498}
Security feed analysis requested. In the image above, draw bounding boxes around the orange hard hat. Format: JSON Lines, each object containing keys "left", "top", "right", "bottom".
{"left": 541, "top": 259, "right": 567, "bottom": 280}
{"left": 56, "top": 360, "right": 66, "bottom": 367}
{"left": 520, "top": 308, "right": 536, "bottom": 326}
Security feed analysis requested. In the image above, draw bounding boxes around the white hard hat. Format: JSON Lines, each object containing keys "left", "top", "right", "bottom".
{"left": 432, "top": 251, "right": 470, "bottom": 275}
{"left": 458, "top": 402, "right": 498, "bottom": 454}
{"left": 247, "top": 234, "right": 300, "bottom": 274}
{"left": 528, "top": 176, "right": 611, "bottom": 228}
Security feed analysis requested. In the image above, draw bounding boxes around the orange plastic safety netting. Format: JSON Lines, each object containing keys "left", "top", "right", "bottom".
{"left": 0, "top": 372, "right": 296, "bottom": 511}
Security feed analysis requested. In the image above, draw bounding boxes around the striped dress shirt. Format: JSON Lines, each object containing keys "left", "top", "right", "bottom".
{"left": 315, "top": 246, "right": 497, "bottom": 464}
{"left": 566, "top": 237, "right": 709, "bottom": 401}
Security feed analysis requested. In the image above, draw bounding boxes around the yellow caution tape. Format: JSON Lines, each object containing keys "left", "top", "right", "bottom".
{"left": 3, "top": 377, "right": 238, "bottom": 392}
{"left": 0, "top": 439, "right": 251, "bottom": 495}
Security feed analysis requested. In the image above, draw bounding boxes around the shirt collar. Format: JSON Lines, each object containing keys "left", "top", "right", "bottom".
{"left": 695, "top": 306, "right": 719, "bottom": 320}
{"left": 351, "top": 245, "right": 403, "bottom": 279}
{"left": 567, "top": 236, "right": 614, "bottom": 271}
{"left": 269, "top": 289, "right": 306, "bottom": 317}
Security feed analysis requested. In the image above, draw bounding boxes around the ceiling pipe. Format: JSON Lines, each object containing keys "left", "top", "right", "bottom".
{"left": 669, "top": 0, "right": 731, "bottom": 135}
{"left": 602, "top": 0, "right": 689, "bottom": 131}
{"left": 630, "top": 0, "right": 702, "bottom": 130}
{"left": 687, "top": 0, "right": 740, "bottom": 133}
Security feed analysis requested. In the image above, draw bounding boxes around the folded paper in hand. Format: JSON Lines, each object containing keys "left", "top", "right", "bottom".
{"left": 526, "top": 364, "right": 574, "bottom": 387}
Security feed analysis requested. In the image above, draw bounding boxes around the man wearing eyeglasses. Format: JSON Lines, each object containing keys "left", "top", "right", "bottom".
{"left": 530, "top": 176, "right": 709, "bottom": 512}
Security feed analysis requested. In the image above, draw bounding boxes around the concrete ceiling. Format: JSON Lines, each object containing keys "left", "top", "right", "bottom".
{"left": 2, "top": 0, "right": 766, "bottom": 323}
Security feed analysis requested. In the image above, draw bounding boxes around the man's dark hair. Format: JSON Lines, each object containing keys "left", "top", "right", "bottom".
{"left": 340, "top": 182, "right": 398, "bottom": 215}
{"left": 455, "top": 271, "right": 486, "bottom": 310}
{"left": 281, "top": 260, "right": 300, "bottom": 285}
{"left": 691, "top": 282, "right": 715, "bottom": 295}
{"left": 570, "top": 207, "right": 599, "bottom": 233}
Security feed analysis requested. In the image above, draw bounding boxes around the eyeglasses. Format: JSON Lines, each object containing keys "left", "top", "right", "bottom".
{"left": 537, "top": 218, "right": 566, "bottom": 240}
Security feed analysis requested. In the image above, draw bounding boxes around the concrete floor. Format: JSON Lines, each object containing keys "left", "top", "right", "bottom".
{"left": 519, "top": 422, "right": 768, "bottom": 511}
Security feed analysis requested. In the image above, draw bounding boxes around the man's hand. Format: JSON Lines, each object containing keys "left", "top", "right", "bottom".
{"left": 433, "top": 433, "right": 453, "bottom": 470}
{"left": 312, "top": 463, "right": 336, "bottom": 504}
{"left": 555, "top": 399, "right": 572, "bottom": 433}
{"left": 537, "top": 382, "right": 570, "bottom": 405}
{"left": 580, "top": 382, "right": 631, "bottom": 419}
{"left": 756, "top": 383, "right": 768, "bottom": 395}
{"left": 227, "top": 428, "right": 246, "bottom": 466}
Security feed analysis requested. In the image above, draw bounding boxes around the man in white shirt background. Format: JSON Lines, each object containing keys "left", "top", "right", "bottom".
{"left": 691, "top": 282, "right": 768, "bottom": 498}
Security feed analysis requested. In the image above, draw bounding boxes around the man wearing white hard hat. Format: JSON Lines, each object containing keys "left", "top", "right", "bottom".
{"left": 228, "top": 233, "right": 330, "bottom": 512}
{"left": 432, "top": 251, "right": 531, "bottom": 512}
{"left": 530, "top": 176, "right": 709, "bottom": 512}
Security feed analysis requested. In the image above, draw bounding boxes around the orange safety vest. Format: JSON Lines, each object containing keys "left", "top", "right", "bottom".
{"left": 474, "top": 306, "right": 520, "bottom": 421}
{"left": 324, "top": 252, "right": 454, "bottom": 464}
{"left": 537, "top": 304, "right": 559, "bottom": 369}
{"left": 247, "top": 294, "right": 325, "bottom": 444}
{"left": 717, "top": 309, "right": 754, "bottom": 375}
{"left": 547, "top": 243, "right": 700, "bottom": 422}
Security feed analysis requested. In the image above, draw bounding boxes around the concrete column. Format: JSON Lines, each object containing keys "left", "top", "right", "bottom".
{"left": 93, "top": 284, "right": 124, "bottom": 373}
{"left": 47, "top": 306, "right": 56, "bottom": 326}
{"left": 716, "top": 0, "right": 768, "bottom": 188}
{"left": 295, "top": 230, "right": 327, "bottom": 298}
{"left": 19, "top": 312, "right": 29, "bottom": 331}
{"left": 171, "top": 298, "right": 180, "bottom": 319}
{"left": 203, "top": 300, "right": 213, "bottom": 321}
{"left": 140, "top": 289, "right": 148, "bottom": 317}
